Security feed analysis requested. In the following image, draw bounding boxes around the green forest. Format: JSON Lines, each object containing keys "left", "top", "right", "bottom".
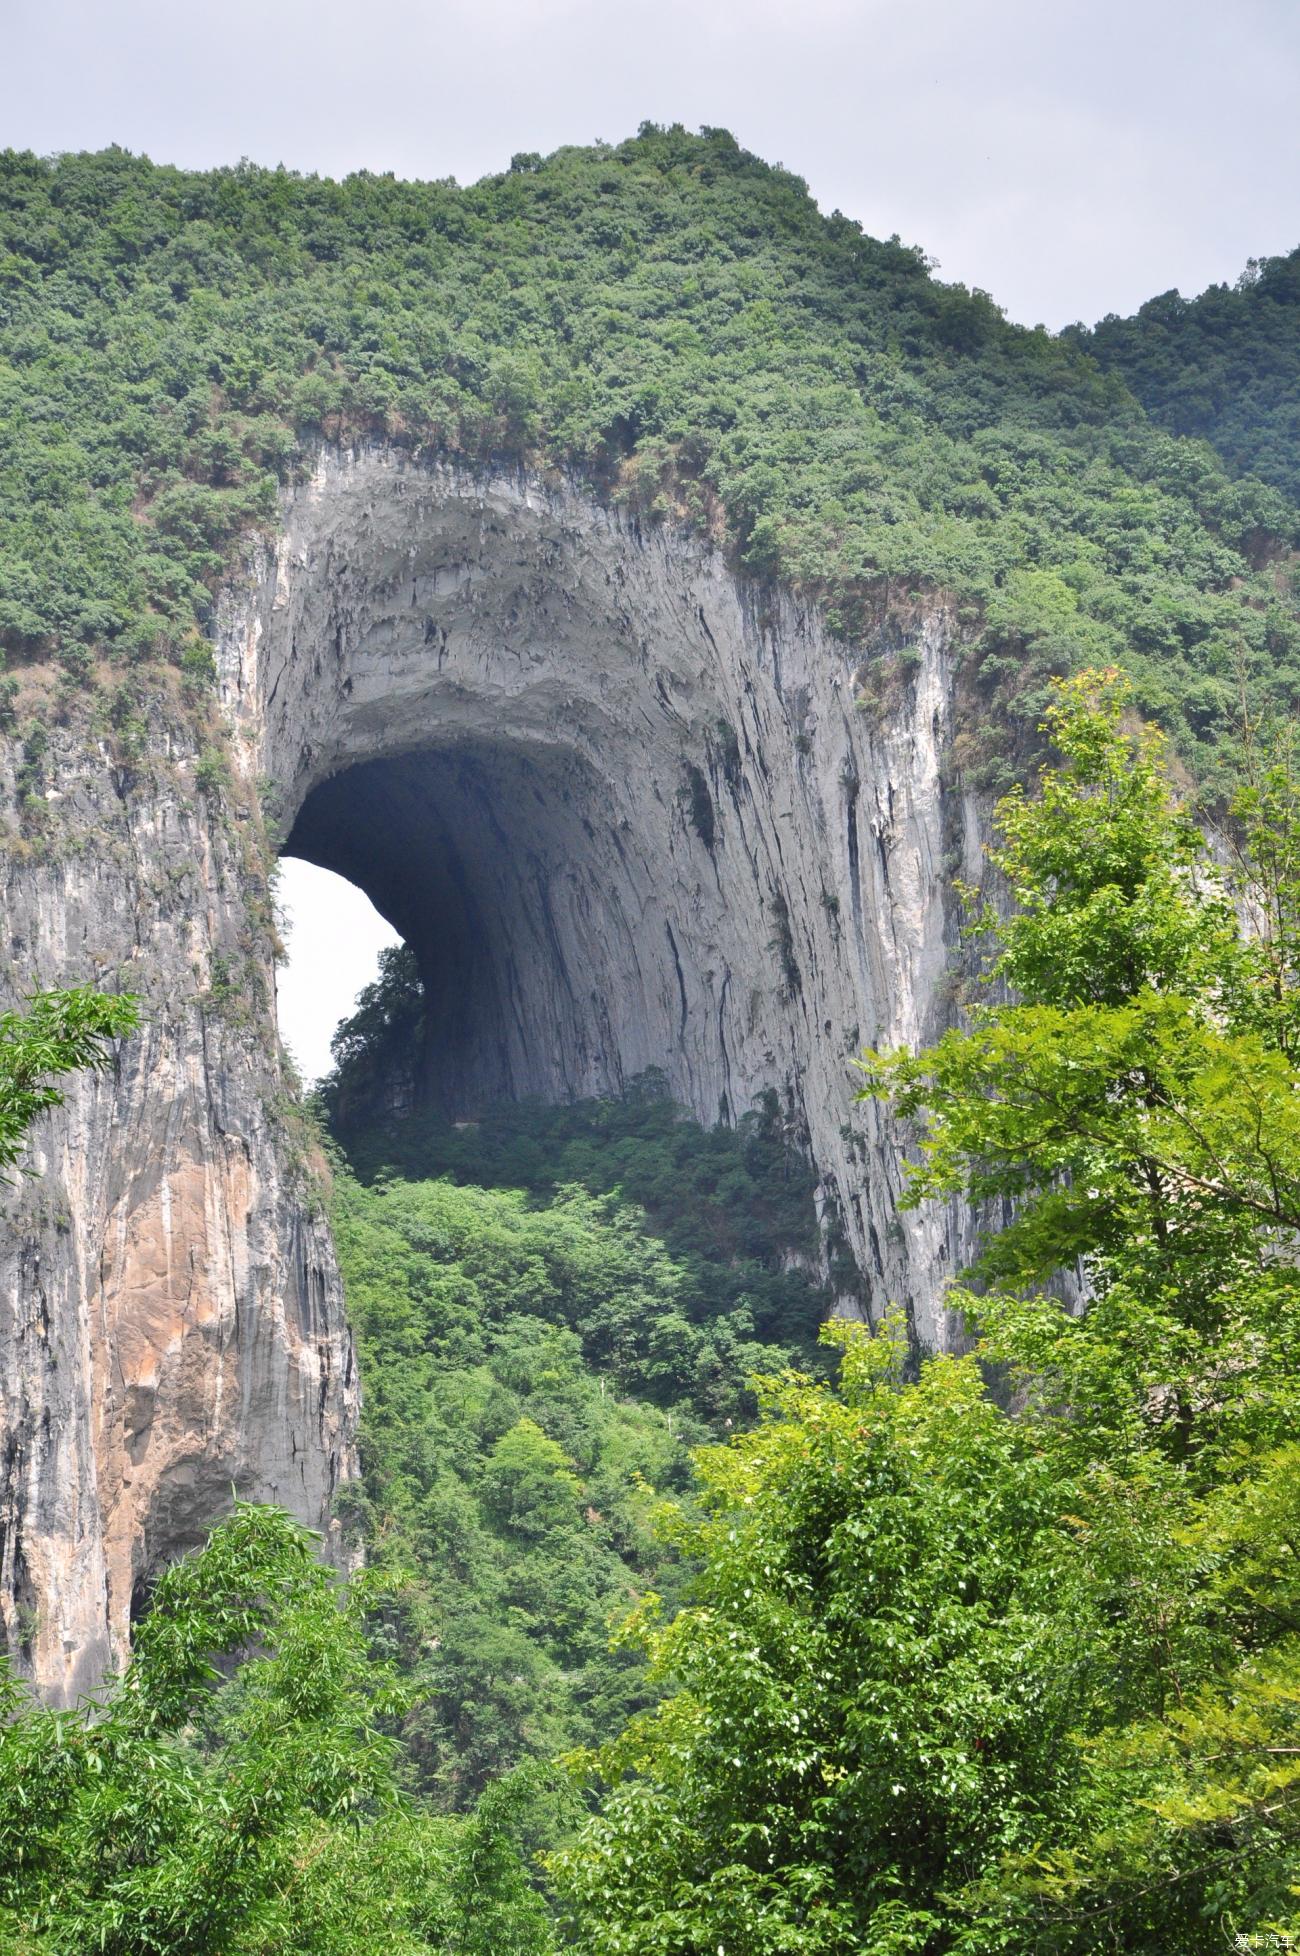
{"left": 326, "top": 1075, "right": 835, "bottom": 1812}
{"left": 1068, "top": 247, "right": 1300, "bottom": 506}
{"left": 3, "top": 120, "right": 1300, "bottom": 1953}
{"left": 2, "top": 127, "right": 1299, "bottom": 780}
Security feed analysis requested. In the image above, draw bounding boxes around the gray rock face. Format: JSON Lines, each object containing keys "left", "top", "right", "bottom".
{"left": 0, "top": 703, "right": 357, "bottom": 1701}
{"left": 2, "top": 446, "right": 985, "bottom": 1696}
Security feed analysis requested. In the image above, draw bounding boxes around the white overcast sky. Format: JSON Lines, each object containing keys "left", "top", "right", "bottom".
{"left": 10, "top": 0, "right": 1299, "bottom": 1079}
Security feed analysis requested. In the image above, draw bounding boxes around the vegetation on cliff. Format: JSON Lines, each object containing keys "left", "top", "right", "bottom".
{"left": 0, "top": 987, "right": 137, "bottom": 1172}
{"left": 1, "top": 129, "right": 1297, "bottom": 781}
{"left": 1068, "top": 246, "right": 1300, "bottom": 506}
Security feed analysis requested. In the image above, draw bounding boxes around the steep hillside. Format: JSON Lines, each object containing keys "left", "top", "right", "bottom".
{"left": 2, "top": 126, "right": 1298, "bottom": 777}
{"left": 4, "top": 117, "right": 1300, "bottom": 1713}
{"left": 1068, "top": 247, "right": 1300, "bottom": 506}
{"left": 4, "top": 121, "right": 1300, "bottom": 1953}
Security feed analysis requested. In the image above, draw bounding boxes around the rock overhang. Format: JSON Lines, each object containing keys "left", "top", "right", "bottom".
{"left": 233, "top": 446, "right": 984, "bottom": 1331}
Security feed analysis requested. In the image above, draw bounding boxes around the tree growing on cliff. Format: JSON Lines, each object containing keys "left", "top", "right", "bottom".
{"left": 0, "top": 986, "right": 138, "bottom": 1174}
{"left": 550, "top": 672, "right": 1300, "bottom": 1953}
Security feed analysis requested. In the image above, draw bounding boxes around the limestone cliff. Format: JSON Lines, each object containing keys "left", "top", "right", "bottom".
{"left": 0, "top": 673, "right": 357, "bottom": 1699}
{"left": 1, "top": 447, "right": 988, "bottom": 1696}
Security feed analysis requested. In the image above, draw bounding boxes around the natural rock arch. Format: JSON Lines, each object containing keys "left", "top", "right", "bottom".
{"left": 259, "top": 451, "right": 972, "bottom": 1176}
{"left": 2, "top": 445, "right": 981, "bottom": 1697}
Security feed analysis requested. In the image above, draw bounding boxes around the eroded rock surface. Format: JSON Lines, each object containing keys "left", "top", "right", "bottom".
{"left": 2, "top": 447, "right": 986, "bottom": 1695}
{"left": 0, "top": 689, "right": 356, "bottom": 1699}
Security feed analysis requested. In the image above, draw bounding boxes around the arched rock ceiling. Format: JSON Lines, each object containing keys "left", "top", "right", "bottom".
{"left": 225, "top": 446, "right": 983, "bottom": 1341}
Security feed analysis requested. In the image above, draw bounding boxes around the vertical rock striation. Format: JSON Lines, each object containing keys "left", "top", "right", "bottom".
{"left": 2, "top": 445, "right": 987, "bottom": 1696}
{"left": 0, "top": 699, "right": 356, "bottom": 1700}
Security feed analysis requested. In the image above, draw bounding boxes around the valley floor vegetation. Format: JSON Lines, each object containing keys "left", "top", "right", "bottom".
{"left": 5, "top": 670, "right": 1300, "bottom": 1951}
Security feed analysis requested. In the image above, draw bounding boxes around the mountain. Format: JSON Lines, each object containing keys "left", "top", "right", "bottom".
{"left": 2, "top": 126, "right": 1298, "bottom": 774}
{"left": 0, "top": 125, "right": 1296, "bottom": 1697}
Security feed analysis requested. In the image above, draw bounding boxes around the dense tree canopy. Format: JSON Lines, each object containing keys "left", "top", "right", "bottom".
{"left": 10, "top": 684, "right": 1300, "bottom": 1949}
{"left": 1070, "top": 248, "right": 1300, "bottom": 506}
{"left": 0, "top": 1505, "right": 552, "bottom": 1955}
{"left": 327, "top": 1041, "right": 839, "bottom": 1350}
{"left": 1, "top": 129, "right": 1298, "bottom": 778}
{"left": 325, "top": 1073, "right": 836, "bottom": 1812}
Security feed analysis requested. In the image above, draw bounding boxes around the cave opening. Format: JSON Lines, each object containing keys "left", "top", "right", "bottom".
{"left": 279, "top": 735, "right": 647, "bottom": 1121}
{"left": 251, "top": 460, "right": 787, "bottom": 1165}
{"left": 276, "top": 861, "right": 401, "bottom": 1086}
{"left": 247, "top": 453, "right": 938, "bottom": 1338}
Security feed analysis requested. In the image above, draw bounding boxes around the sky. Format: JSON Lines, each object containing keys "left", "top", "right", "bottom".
{"left": 10, "top": 0, "right": 1299, "bottom": 1078}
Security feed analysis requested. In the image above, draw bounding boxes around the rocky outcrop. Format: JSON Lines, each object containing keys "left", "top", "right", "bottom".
{"left": 2, "top": 445, "right": 987, "bottom": 1697}
{"left": 0, "top": 685, "right": 356, "bottom": 1701}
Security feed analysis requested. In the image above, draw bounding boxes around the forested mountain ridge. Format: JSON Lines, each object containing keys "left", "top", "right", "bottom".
{"left": 1068, "top": 246, "right": 1300, "bottom": 506}
{"left": 1, "top": 125, "right": 1298, "bottom": 779}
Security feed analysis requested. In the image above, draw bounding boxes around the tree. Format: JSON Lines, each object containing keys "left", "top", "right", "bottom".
{"left": 0, "top": 1504, "right": 553, "bottom": 1955}
{"left": 481, "top": 1419, "right": 583, "bottom": 1538}
{"left": 863, "top": 669, "right": 1300, "bottom": 1312}
{"left": 551, "top": 672, "right": 1300, "bottom": 1952}
{"left": 0, "top": 985, "right": 138, "bottom": 1173}
{"left": 549, "top": 1325, "right": 1077, "bottom": 1956}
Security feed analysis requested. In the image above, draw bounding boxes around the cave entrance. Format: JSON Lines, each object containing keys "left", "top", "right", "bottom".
{"left": 279, "top": 737, "right": 653, "bottom": 1119}
{"left": 243, "top": 453, "right": 935, "bottom": 1329}
{"left": 254, "top": 458, "right": 756, "bottom": 1148}
{"left": 277, "top": 861, "right": 401, "bottom": 1085}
